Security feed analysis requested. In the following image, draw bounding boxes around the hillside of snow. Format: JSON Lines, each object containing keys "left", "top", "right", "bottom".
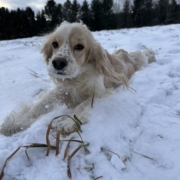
{"left": 0, "top": 24, "right": 180, "bottom": 180}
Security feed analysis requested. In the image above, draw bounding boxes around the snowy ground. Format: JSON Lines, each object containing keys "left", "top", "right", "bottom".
{"left": 0, "top": 24, "right": 180, "bottom": 180}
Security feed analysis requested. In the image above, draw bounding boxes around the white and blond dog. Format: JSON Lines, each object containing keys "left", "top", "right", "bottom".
{"left": 0, "top": 22, "right": 155, "bottom": 136}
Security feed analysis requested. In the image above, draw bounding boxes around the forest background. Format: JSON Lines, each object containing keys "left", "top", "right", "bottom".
{"left": 0, "top": 0, "right": 180, "bottom": 40}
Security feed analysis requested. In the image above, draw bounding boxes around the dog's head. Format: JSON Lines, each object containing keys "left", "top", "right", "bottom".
{"left": 41, "top": 21, "right": 96, "bottom": 80}
{"left": 41, "top": 21, "right": 128, "bottom": 86}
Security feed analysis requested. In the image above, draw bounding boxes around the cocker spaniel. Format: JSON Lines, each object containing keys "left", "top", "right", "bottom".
{"left": 0, "top": 21, "right": 155, "bottom": 136}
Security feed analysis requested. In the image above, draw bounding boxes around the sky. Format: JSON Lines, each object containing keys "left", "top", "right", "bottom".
{"left": 0, "top": 0, "right": 88, "bottom": 12}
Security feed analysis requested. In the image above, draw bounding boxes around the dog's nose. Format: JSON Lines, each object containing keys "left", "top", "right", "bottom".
{"left": 52, "top": 58, "right": 68, "bottom": 70}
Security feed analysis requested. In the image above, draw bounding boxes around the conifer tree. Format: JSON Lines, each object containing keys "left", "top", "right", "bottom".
{"left": 71, "top": 0, "right": 81, "bottom": 22}
{"left": 45, "top": 0, "right": 56, "bottom": 21}
{"left": 167, "top": 0, "right": 179, "bottom": 23}
{"left": 62, "top": 0, "right": 72, "bottom": 22}
{"left": 36, "top": 10, "right": 47, "bottom": 34}
{"left": 140, "top": 0, "right": 154, "bottom": 26}
{"left": 132, "top": 0, "right": 143, "bottom": 27}
{"left": 80, "top": 0, "right": 91, "bottom": 27}
{"left": 102, "top": 0, "right": 115, "bottom": 29}
{"left": 91, "top": 0, "right": 103, "bottom": 30}
{"left": 156, "top": 0, "right": 170, "bottom": 24}
{"left": 25, "top": 7, "right": 36, "bottom": 36}
{"left": 122, "top": 0, "right": 131, "bottom": 27}
{"left": 0, "top": 7, "right": 10, "bottom": 39}
{"left": 44, "top": 0, "right": 62, "bottom": 29}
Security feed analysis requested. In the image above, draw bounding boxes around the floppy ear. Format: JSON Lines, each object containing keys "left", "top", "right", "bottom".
{"left": 41, "top": 40, "right": 53, "bottom": 64}
{"left": 87, "top": 41, "right": 128, "bottom": 87}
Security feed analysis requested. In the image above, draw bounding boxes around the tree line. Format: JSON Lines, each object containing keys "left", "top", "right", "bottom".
{"left": 0, "top": 0, "right": 180, "bottom": 40}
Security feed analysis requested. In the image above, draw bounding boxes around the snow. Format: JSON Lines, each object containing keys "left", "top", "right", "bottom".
{"left": 111, "top": 155, "right": 126, "bottom": 171}
{"left": 0, "top": 24, "right": 180, "bottom": 180}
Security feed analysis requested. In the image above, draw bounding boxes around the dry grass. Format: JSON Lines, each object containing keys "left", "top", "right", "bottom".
{"left": 0, "top": 143, "right": 56, "bottom": 180}
{"left": 94, "top": 176, "right": 103, "bottom": 180}
{"left": 101, "top": 147, "right": 121, "bottom": 159}
{"left": 23, "top": 66, "right": 40, "bottom": 78}
{"left": 133, "top": 151, "right": 158, "bottom": 163}
{"left": 91, "top": 84, "right": 95, "bottom": 108}
{"left": 0, "top": 114, "right": 89, "bottom": 180}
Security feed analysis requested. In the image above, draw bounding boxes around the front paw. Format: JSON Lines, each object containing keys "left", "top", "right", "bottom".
{"left": 0, "top": 114, "right": 22, "bottom": 136}
{"left": 56, "top": 117, "right": 78, "bottom": 135}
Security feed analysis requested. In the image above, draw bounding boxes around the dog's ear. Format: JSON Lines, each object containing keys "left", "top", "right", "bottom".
{"left": 87, "top": 42, "right": 128, "bottom": 87}
{"left": 41, "top": 40, "right": 53, "bottom": 64}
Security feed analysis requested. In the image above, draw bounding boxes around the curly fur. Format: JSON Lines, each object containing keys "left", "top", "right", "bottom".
{"left": 0, "top": 21, "right": 155, "bottom": 136}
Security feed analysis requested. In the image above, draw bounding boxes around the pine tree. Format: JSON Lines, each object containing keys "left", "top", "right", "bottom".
{"left": 45, "top": 0, "right": 56, "bottom": 21}
{"left": 90, "top": 0, "right": 103, "bottom": 30}
{"left": 44, "top": 0, "right": 62, "bottom": 29}
{"left": 122, "top": 0, "right": 132, "bottom": 28}
{"left": 0, "top": 7, "right": 10, "bottom": 39}
{"left": 71, "top": 0, "right": 81, "bottom": 22}
{"left": 13, "top": 8, "right": 27, "bottom": 38}
{"left": 132, "top": 0, "right": 143, "bottom": 27}
{"left": 177, "top": 4, "right": 180, "bottom": 23}
{"left": 80, "top": 0, "right": 91, "bottom": 26}
{"left": 24, "top": 7, "right": 36, "bottom": 36}
{"left": 36, "top": 10, "right": 47, "bottom": 34}
{"left": 54, "top": 4, "right": 63, "bottom": 25}
{"left": 102, "top": 0, "right": 115, "bottom": 29}
{"left": 9, "top": 10, "right": 19, "bottom": 39}
{"left": 141, "top": 0, "right": 154, "bottom": 26}
{"left": 132, "top": 0, "right": 154, "bottom": 27}
{"left": 62, "top": 0, "right": 72, "bottom": 22}
{"left": 155, "top": 0, "right": 170, "bottom": 24}
{"left": 166, "top": 0, "right": 179, "bottom": 24}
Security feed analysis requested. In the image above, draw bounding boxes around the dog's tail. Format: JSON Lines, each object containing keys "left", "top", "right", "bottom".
{"left": 143, "top": 49, "right": 156, "bottom": 64}
{"left": 129, "top": 49, "right": 156, "bottom": 70}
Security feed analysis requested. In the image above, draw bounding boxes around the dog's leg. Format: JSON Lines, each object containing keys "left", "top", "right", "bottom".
{"left": 0, "top": 87, "right": 63, "bottom": 136}
{"left": 56, "top": 98, "right": 92, "bottom": 135}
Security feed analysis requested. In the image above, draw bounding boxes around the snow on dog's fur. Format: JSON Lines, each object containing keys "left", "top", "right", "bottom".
{"left": 0, "top": 22, "right": 155, "bottom": 136}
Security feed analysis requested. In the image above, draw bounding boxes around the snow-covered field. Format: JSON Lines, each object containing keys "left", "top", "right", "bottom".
{"left": 0, "top": 24, "right": 180, "bottom": 180}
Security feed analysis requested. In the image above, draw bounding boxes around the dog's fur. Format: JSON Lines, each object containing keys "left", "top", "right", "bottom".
{"left": 0, "top": 22, "right": 155, "bottom": 136}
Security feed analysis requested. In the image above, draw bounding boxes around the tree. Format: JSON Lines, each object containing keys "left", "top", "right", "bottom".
{"left": 155, "top": 0, "right": 170, "bottom": 24}
{"left": 62, "top": 0, "right": 72, "bottom": 22}
{"left": 132, "top": 0, "right": 154, "bottom": 27}
{"left": 122, "top": 0, "right": 132, "bottom": 28}
{"left": 102, "top": 0, "right": 115, "bottom": 29}
{"left": 166, "top": 0, "right": 179, "bottom": 24}
{"left": 71, "top": 0, "right": 81, "bottom": 22}
{"left": 0, "top": 7, "right": 10, "bottom": 39}
{"left": 44, "top": 0, "right": 62, "bottom": 29}
{"left": 36, "top": 10, "right": 47, "bottom": 34}
{"left": 80, "top": 0, "right": 91, "bottom": 26}
{"left": 90, "top": 0, "right": 103, "bottom": 30}
{"left": 140, "top": 0, "right": 154, "bottom": 26}
{"left": 45, "top": 0, "right": 56, "bottom": 20}
{"left": 12, "top": 8, "right": 27, "bottom": 38}
{"left": 24, "top": 7, "right": 36, "bottom": 36}
{"left": 132, "top": 0, "right": 143, "bottom": 27}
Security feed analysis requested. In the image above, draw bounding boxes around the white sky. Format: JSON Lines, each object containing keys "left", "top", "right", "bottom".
{"left": 0, "top": 0, "right": 89, "bottom": 12}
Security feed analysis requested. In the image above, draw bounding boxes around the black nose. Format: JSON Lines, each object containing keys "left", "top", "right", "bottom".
{"left": 52, "top": 58, "right": 68, "bottom": 70}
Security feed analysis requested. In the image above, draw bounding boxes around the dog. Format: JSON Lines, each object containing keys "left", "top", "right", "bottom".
{"left": 0, "top": 21, "right": 155, "bottom": 136}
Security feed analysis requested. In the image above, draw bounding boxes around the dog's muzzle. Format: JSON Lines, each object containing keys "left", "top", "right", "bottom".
{"left": 52, "top": 58, "right": 68, "bottom": 71}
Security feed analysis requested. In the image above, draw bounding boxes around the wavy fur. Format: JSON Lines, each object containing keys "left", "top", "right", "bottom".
{"left": 0, "top": 22, "right": 155, "bottom": 136}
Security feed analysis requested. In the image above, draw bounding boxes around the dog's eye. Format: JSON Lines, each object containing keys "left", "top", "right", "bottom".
{"left": 74, "top": 44, "right": 84, "bottom": 51}
{"left": 52, "top": 41, "right": 58, "bottom": 48}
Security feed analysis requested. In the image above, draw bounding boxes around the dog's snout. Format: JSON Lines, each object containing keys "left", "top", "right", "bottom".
{"left": 52, "top": 58, "right": 68, "bottom": 70}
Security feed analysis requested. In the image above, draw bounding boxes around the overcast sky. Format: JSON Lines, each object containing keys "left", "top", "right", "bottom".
{"left": 0, "top": 0, "right": 88, "bottom": 12}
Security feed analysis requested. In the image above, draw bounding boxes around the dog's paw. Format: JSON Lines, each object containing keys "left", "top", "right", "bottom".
{"left": 56, "top": 118, "right": 77, "bottom": 135}
{"left": 0, "top": 114, "right": 20, "bottom": 136}
{"left": 0, "top": 113, "right": 30, "bottom": 136}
